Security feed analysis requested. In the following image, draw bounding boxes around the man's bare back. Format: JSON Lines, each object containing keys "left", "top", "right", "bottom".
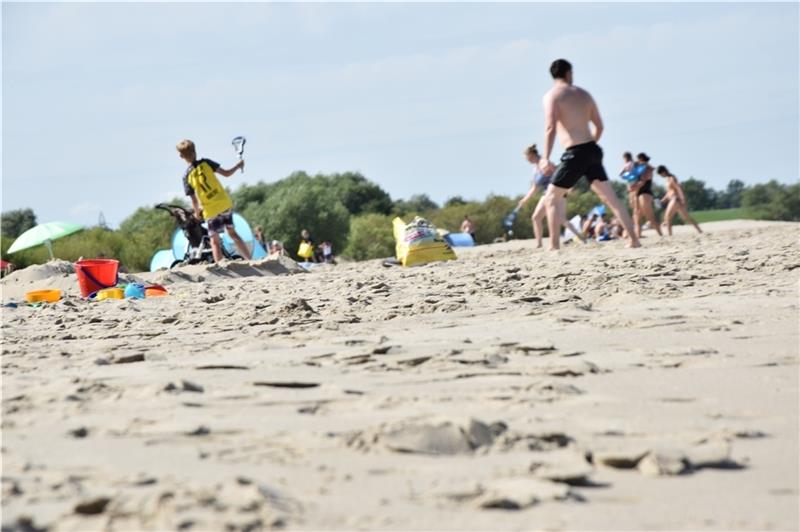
{"left": 545, "top": 84, "right": 599, "bottom": 150}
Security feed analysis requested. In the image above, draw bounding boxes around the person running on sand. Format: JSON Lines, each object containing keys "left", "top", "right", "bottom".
{"left": 515, "top": 144, "right": 586, "bottom": 248}
{"left": 538, "top": 59, "right": 640, "bottom": 250}
{"left": 657, "top": 165, "right": 703, "bottom": 235}
{"left": 177, "top": 139, "right": 252, "bottom": 263}
{"left": 628, "top": 153, "right": 663, "bottom": 238}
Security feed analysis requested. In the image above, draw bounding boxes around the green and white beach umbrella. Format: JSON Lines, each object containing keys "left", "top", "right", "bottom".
{"left": 6, "top": 221, "right": 84, "bottom": 260}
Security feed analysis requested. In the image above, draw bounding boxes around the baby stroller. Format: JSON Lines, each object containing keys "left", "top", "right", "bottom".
{"left": 155, "top": 203, "right": 239, "bottom": 267}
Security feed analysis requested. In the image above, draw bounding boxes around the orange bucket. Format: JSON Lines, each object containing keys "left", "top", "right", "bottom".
{"left": 74, "top": 259, "right": 119, "bottom": 298}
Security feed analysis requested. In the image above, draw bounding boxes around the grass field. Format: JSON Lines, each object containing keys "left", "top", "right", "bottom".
{"left": 689, "top": 207, "right": 758, "bottom": 223}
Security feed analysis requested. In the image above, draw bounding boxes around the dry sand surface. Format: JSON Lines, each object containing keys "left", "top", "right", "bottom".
{"left": 2, "top": 220, "right": 798, "bottom": 531}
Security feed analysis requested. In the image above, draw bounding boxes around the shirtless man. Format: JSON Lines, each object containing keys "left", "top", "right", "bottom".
{"left": 539, "top": 59, "right": 640, "bottom": 249}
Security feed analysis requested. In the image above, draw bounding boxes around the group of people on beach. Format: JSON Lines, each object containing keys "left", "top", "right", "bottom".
{"left": 513, "top": 59, "right": 701, "bottom": 250}
{"left": 176, "top": 58, "right": 702, "bottom": 264}
{"left": 620, "top": 152, "right": 702, "bottom": 238}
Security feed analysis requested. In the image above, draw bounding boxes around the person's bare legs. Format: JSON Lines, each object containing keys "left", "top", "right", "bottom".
{"left": 532, "top": 197, "right": 547, "bottom": 248}
{"left": 675, "top": 202, "right": 703, "bottom": 233}
{"left": 582, "top": 217, "right": 593, "bottom": 237}
{"left": 226, "top": 227, "right": 252, "bottom": 260}
{"left": 638, "top": 195, "right": 663, "bottom": 237}
{"left": 210, "top": 233, "right": 224, "bottom": 263}
{"left": 627, "top": 189, "right": 638, "bottom": 237}
{"left": 590, "top": 180, "right": 640, "bottom": 248}
{"left": 633, "top": 200, "right": 643, "bottom": 239}
{"left": 595, "top": 218, "right": 607, "bottom": 238}
{"left": 664, "top": 200, "right": 677, "bottom": 236}
{"left": 544, "top": 185, "right": 568, "bottom": 250}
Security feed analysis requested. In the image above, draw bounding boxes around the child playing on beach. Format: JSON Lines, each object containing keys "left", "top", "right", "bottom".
{"left": 176, "top": 139, "right": 252, "bottom": 263}
{"left": 657, "top": 165, "right": 703, "bottom": 235}
{"left": 516, "top": 144, "right": 585, "bottom": 248}
{"left": 620, "top": 151, "right": 637, "bottom": 212}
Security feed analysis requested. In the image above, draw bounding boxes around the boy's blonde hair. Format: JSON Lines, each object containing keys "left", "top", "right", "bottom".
{"left": 524, "top": 144, "right": 539, "bottom": 157}
{"left": 176, "top": 139, "right": 196, "bottom": 159}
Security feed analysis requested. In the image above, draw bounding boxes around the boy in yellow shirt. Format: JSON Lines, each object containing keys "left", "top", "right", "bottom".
{"left": 176, "top": 139, "right": 252, "bottom": 262}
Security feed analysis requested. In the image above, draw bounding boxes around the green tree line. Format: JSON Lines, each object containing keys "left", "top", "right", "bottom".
{"left": 2, "top": 173, "right": 797, "bottom": 272}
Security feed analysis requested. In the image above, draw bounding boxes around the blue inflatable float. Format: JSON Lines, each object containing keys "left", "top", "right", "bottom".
{"left": 620, "top": 163, "right": 647, "bottom": 183}
{"left": 445, "top": 232, "right": 475, "bottom": 247}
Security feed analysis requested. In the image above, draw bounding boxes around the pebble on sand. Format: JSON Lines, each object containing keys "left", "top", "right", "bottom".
{"left": 74, "top": 497, "right": 111, "bottom": 515}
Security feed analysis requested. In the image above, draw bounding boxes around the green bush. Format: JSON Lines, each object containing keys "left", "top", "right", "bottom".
{"left": 342, "top": 213, "right": 396, "bottom": 260}
{"left": 245, "top": 176, "right": 351, "bottom": 259}
{"left": 1, "top": 208, "right": 37, "bottom": 239}
{"left": 329, "top": 172, "right": 393, "bottom": 215}
{"left": 2, "top": 227, "right": 127, "bottom": 270}
{"left": 393, "top": 194, "right": 439, "bottom": 216}
{"left": 743, "top": 181, "right": 800, "bottom": 221}
{"left": 117, "top": 204, "right": 180, "bottom": 272}
{"left": 427, "top": 195, "right": 518, "bottom": 244}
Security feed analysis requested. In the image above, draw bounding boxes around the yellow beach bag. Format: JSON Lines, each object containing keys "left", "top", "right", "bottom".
{"left": 297, "top": 242, "right": 314, "bottom": 259}
{"left": 393, "top": 217, "right": 457, "bottom": 267}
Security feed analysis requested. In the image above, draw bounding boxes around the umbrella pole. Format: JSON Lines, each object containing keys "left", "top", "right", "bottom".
{"left": 45, "top": 240, "right": 55, "bottom": 261}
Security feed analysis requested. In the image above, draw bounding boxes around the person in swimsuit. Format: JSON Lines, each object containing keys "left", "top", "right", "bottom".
{"left": 516, "top": 144, "right": 585, "bottom": 248}
{"left": 628, "top": 153, "right": 663, "bottom": 238}
{"left": 538, "top": 59, "right": 640, "bottom": 249}
{"left": 657, "top": 165, "right": 702, "bottom": 235}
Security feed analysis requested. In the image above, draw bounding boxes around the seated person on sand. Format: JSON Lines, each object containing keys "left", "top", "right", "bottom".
{"left": 582, "top": 207, "right": 615, "bottom": 241}
{"left": 516, "top": 143, "right": 585, "bottom": 248}
{"left": 627, "top": 153, "right": 663, "bottom": 239}
{"left": 605, "top": 216, "right": 625, "bottom": 239}
{"left": 460, "top": 216, "right": 476, "bottom": 243}
{"left": 582, "top": 211, "right": 602, "bottom": 239}
{"left": 268, "top": 240, "right": 286, "bottom": 257}
{"left": 656, "top": 165, "right": 703, "bottom": 236}
{"left": 177, "top": 139, "right": 252, "bottom": 263}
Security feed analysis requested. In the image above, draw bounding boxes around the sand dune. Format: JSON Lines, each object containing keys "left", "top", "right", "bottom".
{"left": 1, "top": 220, "right": 798, "bottom": 531}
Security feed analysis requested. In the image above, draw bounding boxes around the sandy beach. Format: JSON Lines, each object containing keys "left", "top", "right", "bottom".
{"left": 2, "top": 220, "right": 798, "bottom": 531}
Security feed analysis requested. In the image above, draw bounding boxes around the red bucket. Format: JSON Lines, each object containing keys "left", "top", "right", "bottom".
{"left": 74, "top": 259, "right": 119, "bottom": 298}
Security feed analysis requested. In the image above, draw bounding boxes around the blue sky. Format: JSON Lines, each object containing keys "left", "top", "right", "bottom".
{"left": 3, "top": 2, "right": 798, "bottom": 228}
